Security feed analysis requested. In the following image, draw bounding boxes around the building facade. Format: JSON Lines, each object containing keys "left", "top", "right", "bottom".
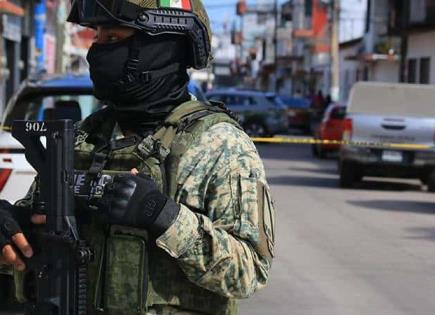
{"left": 400, "top": 0, "right": 435, "bottom": 85}
{"left": 0, "top": 0, "right": 33, "bottom": 115}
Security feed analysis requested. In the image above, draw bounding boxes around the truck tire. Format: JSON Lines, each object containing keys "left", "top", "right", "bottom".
{"left": 312, "top": 144, "right": 327, "bottom": 159}
{"left": 427, "top": 173, "right": 435, "bottom": 192}
{"left": 311, "top": 144, "right": 319, "bottom": 158}
{"left": 318, "top": 146, "right": 327, "bottom": 159}
{"left": 339, "top": 161, "right": 362, "bottom": 188}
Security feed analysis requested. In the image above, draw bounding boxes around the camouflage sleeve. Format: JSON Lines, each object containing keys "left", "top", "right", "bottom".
{"left": 156, "top": 122, "right": 275, "bottom": 299}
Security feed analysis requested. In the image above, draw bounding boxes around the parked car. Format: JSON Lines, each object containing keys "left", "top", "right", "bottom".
{"left": 339, "top": 82, "right": 435, "bottom": 190}
{"left": 206, "top": 90, "right": 288, "bottom": 137}
{"left": 312, "top": 103, "right": 347, "bottom": 158}
{"left": 272, "top": 95, "right": 312, "bottom": 133}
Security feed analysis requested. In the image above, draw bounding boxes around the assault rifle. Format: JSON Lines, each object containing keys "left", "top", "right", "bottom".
{"left": 12, "top": 120, "right": 92, "bottom": 315}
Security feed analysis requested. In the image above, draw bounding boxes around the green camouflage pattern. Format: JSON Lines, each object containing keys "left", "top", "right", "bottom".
{"left": 157, "top": 122, "right": 275, "bottom": 299}
{"left": 11, "top": 101, "right": 275, "bottom": 315}
{"left": 126, "top": 0, "right": 212, "bottom": 64}
{"left": 105, "top": 226, "right": 149, "bottom": 315}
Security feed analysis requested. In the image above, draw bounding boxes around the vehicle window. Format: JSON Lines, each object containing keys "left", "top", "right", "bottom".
{"left": 4, "top": 94, "right": 102, "bottom": 128}
{"left": 330, "top": 107, "right": 347, "bottom": 120}
{"left": 279, "top": 96, "right": 310, "bottom": 109}
{"left": 208, "top": 94, "right": 225, "bottom": 103}
{"left": 241, "top": 96, "right": 251, "bottom": 105}
{"left": 349, "top": 82, "right": 435, "bottom": 117}
{"left": 248, "top": 97, "right": 258, "bottom": 105}
{"left": 266, "top": 95, "right": 281, "bottom": 106}
{"left": 227, "top": 95, "right": 244, "bottom": 106}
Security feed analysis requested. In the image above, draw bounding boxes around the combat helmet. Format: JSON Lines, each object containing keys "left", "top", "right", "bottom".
{"left": 67, "top": 0, "right": 212, "bottom": 69}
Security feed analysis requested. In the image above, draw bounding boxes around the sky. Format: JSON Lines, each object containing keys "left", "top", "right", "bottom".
{"left": 203, "top": 0, "right": 368, "bottom": 41}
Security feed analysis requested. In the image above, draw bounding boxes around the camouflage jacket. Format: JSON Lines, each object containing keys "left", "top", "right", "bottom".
{"left": 157, "top": 120, "right": 275, "bottom": 294}
{"left": 15, "top": 104, "right": 276, "bottom": 315}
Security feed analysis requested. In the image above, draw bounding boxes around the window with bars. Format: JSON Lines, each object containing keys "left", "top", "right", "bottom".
{"left": 420, "top": 57, "right": 431, "bottom": 84}
{"left": 407, "top": 59, "right": 417, "bottom": 83}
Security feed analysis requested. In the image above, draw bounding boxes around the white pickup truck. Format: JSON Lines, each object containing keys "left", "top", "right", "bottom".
{"left": 339, "top": 82, "right": 435, "bottom": 191}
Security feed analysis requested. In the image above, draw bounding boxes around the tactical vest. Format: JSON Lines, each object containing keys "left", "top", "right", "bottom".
{"left": 73, "top": 100, "right": 241, "bottom": 315}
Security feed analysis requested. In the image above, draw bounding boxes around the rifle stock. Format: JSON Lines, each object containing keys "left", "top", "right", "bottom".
{"left": 12, "top": 120, "right": 92, "bottom": 315}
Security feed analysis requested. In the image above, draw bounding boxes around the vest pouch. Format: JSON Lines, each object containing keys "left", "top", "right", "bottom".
{"left": 104, "top": 225, "right": 149, "bottom": 315}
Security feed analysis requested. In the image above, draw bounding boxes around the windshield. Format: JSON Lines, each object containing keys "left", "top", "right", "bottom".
{"left": 349, "top": 82, "right": 435, "bottom": 117}
{"left": 3, "top": 93, "right": 102, "bottom": 128}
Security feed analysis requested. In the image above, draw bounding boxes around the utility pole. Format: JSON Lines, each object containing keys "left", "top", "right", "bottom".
{"left": 55, "top": 0, "right": 67, "bottom": 73}
{"left": 273, "top": 0, "right": 279, "bottom": 93}
{"left": 330, "top": 0, "right": 340, "bottom": 102}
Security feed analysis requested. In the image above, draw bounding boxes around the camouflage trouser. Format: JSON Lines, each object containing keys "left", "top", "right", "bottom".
{"left": 146, "top": 305, "right": 207, "bottom": 315}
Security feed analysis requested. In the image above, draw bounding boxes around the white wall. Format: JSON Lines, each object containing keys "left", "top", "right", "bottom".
{"left": 339, "top": 44, "right": 360, "bottom": 101}
{"left": 372, "top": 61, "right": 399, "bottom": 83}
{"left": 407, "top": 31, "right": 435, "bottom": 84}
{"left": 339, "top": 43, "right": 400, "bottom": 101}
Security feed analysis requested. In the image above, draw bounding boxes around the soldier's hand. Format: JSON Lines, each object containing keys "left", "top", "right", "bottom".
{"left": 0, "top": 200, "right": 33, "bottom": 271}
{"left": 31, "top": 214, "right": 46, "bottom": 225}
{"left": 100, "top": 173, "right": 180, "bottom": 236}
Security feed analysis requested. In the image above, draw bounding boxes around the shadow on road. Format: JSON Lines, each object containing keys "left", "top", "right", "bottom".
{"left": 405, "top": 227, "right": 435, "bottom": 241}
{"left": 268, "top": 175, "right": 338, "bottom": 189}
{"left": 355, "top": 180, "right": 422, "bottom": 192}
{"left": 287, "top": 166, "right": 337, "bottom": 175}
{"left": 268, "top": 175, "right": 423, "bottom": 192}
{"left": 348, "top": 200, "right": 435, "bottom": 215}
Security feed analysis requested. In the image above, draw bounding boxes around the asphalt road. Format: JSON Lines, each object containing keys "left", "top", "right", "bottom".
{"left": 240, "top": 143, "right": 435, "bottom": 315}
{"left": 2, "top": 143, "right": 435, "bottom": 315}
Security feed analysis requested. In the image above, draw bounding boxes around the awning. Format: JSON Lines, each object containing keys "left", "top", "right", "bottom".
{"left": 0, "top": 0, "right": 24, "bottom": 16}
{"left": 345, "top": 53, "right": 400, "bottom": 62}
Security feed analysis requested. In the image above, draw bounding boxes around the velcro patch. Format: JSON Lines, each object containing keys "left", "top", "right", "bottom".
{"left": 74, "top": 171, "right": 114, "bottom": 199}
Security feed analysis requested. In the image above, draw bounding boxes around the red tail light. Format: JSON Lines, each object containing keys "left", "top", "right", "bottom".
{"left": 343, "top": 118, "right": 353, "bottom": 141}
{"left": 0, "top": 149, "right": 12, "bottom": 192}
{"left": 0, "top": 169, "right": 11, "bottom": 192}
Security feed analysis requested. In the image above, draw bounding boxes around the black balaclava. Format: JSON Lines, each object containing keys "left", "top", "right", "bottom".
{"left": 86, "top": 32, "right": 191, "bottom": 133}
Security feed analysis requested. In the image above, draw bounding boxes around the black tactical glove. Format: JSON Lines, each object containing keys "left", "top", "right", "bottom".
{"left": 100, "top": 174, "right": 180, "bottom": 236}
{"left": 0, "top": 200, "right": 22, "bottom": 251}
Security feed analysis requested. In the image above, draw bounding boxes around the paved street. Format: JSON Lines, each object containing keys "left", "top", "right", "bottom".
{"left": 2, "top": 142, "right": 435, "bottom": 315}
{"left": 240, "top": 143, "right": 435, "bottom": 315}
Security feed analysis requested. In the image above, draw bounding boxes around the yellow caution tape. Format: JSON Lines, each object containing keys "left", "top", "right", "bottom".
{"left": 252, "top": 137, "right": 433, "bottom": 150}
{"left": 0, "top": 124, "right": 431, "bottom": 150}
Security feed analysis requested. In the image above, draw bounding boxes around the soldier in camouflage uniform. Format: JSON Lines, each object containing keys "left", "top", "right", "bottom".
{"left": 0, "top": 1, "right": 275, "bottom": 314}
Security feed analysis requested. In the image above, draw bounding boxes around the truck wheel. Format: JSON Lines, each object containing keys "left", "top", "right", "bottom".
{"left": 427, "top": 173, "right": 435, "bottom": 192}
{"left": 339, "top": 161, "right": 362, "bottom": 188}
{"left": 312, "top": 144, "right": 327, "bottom": 159}
{"left": 318, "top": 146, "right": 327, "bottom": 159}
{"left": 311, "top": 144, "right": 319, "bottom": 158}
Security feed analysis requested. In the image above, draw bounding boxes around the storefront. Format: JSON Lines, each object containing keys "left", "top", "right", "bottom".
{"left": 0, "top": 0, "right": 32, "bottom": 113}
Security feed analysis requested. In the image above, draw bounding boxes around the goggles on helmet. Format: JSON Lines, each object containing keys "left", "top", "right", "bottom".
{"left": 67, "top": 0, "right": 211, "bottom": 69}
{"left": 67, "top": 0, "right": 139, "bottom": 27}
